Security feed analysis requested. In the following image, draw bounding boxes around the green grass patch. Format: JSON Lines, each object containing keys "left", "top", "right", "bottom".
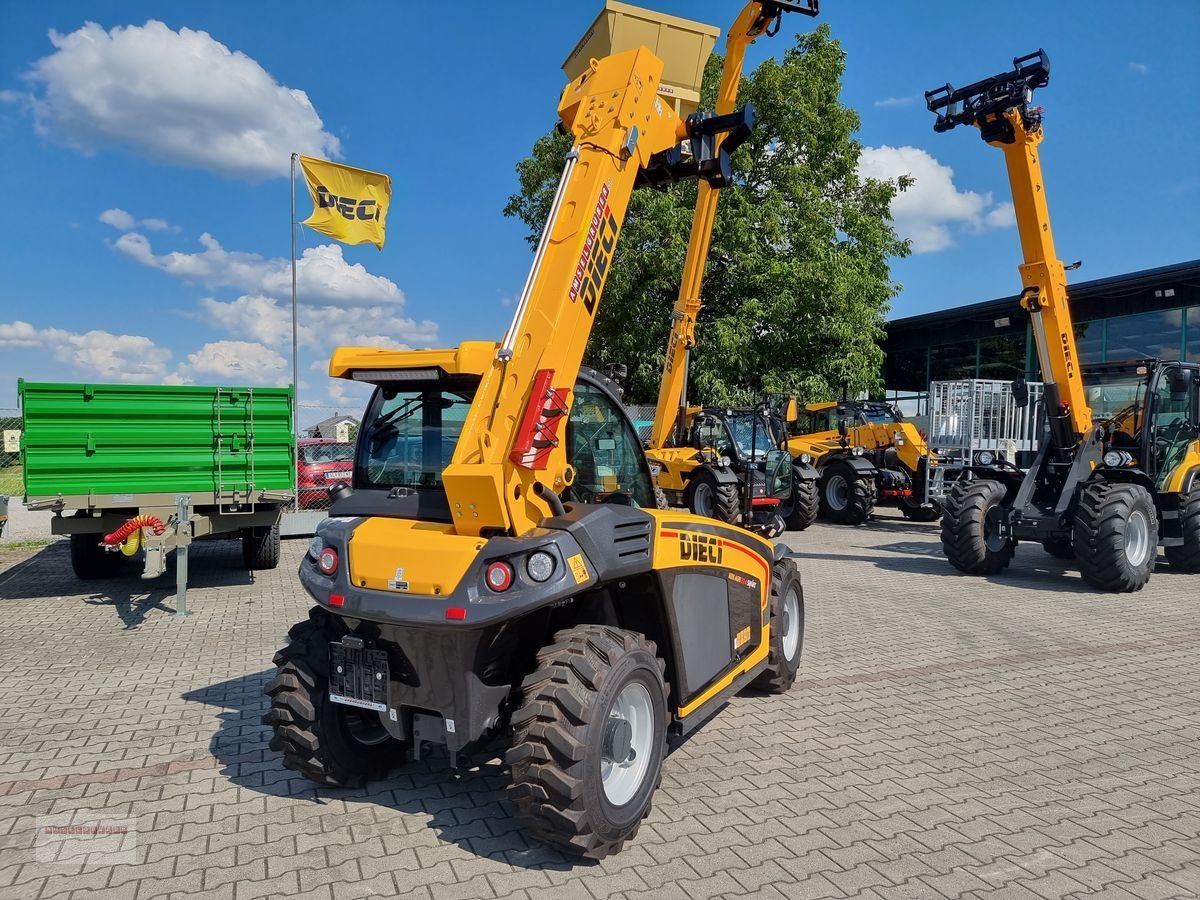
{"left": 0, "top": 537, "right": 51, "bottom": 551}
{"left": 0, "top": 465, "right": 22, "bottom": 496}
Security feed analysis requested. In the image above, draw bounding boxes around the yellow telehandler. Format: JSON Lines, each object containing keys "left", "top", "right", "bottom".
{"left": 264, "top": 2, "right": 811, "bottom": 859}
{"left": 929, "top": 50, "right": 1200, "bottom": 591}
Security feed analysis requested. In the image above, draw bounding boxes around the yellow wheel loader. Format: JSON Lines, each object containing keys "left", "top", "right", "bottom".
{"left": 264, "top": 3, "right": 812, "bottom": 860}
{"left": 642, "top": 1, "right": 822, "bottom": 533}
{"left": 928, "top": 51, "right": 1200, "bottom": 592}
{"left": 778, "top": 397, "right": 941, "bottom": 525}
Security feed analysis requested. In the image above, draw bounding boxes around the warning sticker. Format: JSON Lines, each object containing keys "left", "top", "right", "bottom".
{"left": 567, "top": 553, "right": 589, "bottom": 585}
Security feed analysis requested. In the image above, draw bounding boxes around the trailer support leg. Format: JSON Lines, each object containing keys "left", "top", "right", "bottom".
{"left": 175, "top": 495, "right": 191, "bottom": 618}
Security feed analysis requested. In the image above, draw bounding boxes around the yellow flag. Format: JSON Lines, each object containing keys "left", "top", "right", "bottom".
{"left": 299, "top": 155, "right": 391, "bottom": 249}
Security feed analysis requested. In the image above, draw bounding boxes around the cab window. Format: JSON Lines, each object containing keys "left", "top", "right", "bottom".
{"left": 565, "top": 382, "right": 656, "bottom": 508}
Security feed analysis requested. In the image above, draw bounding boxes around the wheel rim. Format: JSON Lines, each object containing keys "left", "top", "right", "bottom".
{"left": 1125, "top": 509, "right": 1151, "bottom": 567}
{"left": 600, "top": 681, "right": 654, "bottom": 807}
{"left": 781, "top": 585, "right": 801, "bottom": 661}
{"left": 983, "top": 505, "right": 1009, "bottom": 554}
{"left": 826, "top": 475, "right": 848, "bottom": 511}
{"left": 692, "top": 482, "right": 713, "bottom": 517}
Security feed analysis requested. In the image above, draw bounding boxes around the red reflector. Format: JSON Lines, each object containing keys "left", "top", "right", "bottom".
{"left": 750, "top": 498, "right": 781, "bottom": 507}
{"left": 329, "top": 594, "right": 345, "bottom": 607}
{"left": 446, "top": 607, "right": 467, "bottom": 620}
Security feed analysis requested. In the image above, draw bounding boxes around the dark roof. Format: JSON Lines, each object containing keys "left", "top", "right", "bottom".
{"left": 889, "top": 259, "right": 1200, "bottom": 330}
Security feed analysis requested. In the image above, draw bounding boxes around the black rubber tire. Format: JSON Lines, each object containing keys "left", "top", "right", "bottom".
{"left": 1164, "top": 484, "right": 1200, "bottom": 572}
{"left": 1073, "top": 482, "right": 1157, "bottom": 592}
{"left": 818, "top": 460, "right": 875, "bottom": 525}
{"left": 783, "top": 475, "right": 819, "bottom": 532}
{"left": 751, "top": 559, "right": 804, "bottom": 693}
{"left": 686, "top": 468, "right": 740, "bottom": 524}
{"left": 899, "top": 494, "right": 942, "bottom": 522}
{"left": 507, "top": 625, "right": 668, "bottom": 859}
{"left": 264, "top": 608, "right": 408, "bottom": 786}
{"left": 242, "top": 523, "right": 281, "bottom": 570}
{"left": 940, "top": 479, "right": 1015, "bottom": 575}
{"left": 1041, "top": 537, "right": 1075, "bottom": 559}
{"left": 653, "top": 485, "right": 669, "bottom": 511}
{"left": 70, "top": 532, "right": 122, "bottom": 580}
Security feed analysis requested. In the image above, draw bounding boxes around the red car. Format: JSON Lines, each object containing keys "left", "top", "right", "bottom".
{"left": 297, "top": 438, "right": 354, "bottom": 509}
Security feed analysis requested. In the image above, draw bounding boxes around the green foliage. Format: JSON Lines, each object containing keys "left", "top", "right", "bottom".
{"left": 503, "top": 25, "right": 909, "bottom": 405}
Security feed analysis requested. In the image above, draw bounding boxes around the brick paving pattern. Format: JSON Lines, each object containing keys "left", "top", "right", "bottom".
{"left": 0, "top": 512, "right": 1197, "bottom": 899}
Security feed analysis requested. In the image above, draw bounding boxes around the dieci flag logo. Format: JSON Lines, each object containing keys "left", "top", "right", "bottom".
{"left": 299, "top": 156, "right": 391, "bottom": 249}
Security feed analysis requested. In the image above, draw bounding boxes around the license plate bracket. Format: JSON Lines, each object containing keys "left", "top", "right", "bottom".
{"left": 329, "top": 642, "right": 389, "bottom": 712}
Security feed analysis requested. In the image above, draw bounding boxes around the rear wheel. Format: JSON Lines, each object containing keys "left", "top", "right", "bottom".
{"left": 751, "top": 559, "right": 804, "bottom": 693}
{"left": 1041, "top": 537, "right": 1075, "bottom": 559}
{"left": 70, "top": 531, "right": 122, "bottom": 580}
{"left": 686, "top": 469, "right": 740, "bottom": 523}
{"left": 243, "top": 523, "right": 281, "bottom": 570}
{"left": 819, "top": 460, "right": 875, "bottom": 525}
{"left": 899, "top": 494, "right": 942, "bottom": 522}
{"left": 782, "top": 475, "right": 818, "bottom": 531}
{"left": 1164, "top": 484, "right": 1200, "bottom": 572}
{"left": 1073, "top": 482, "right": 1157, "bottom": 592}
{"left": 263, "top": 608, "right": 408, "bottom": 786}
{"left": 941, "top": 479, "right": 1015, "bottom": 575}
{"left": 507, "top": 625, "right": 667, "bottom": 859}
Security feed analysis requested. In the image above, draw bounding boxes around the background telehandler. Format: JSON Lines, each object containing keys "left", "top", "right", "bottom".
{"left": 928, "top": 50, "right": 1200, "bottom": 592}
{"left": 264, "top": 3, "right": 810, "bottom": 860}
{"left": 642, "top": 0, "right": 822, "bottom": 532}
{"left": 777, "top": 396, "right": 941, "bottom": 524}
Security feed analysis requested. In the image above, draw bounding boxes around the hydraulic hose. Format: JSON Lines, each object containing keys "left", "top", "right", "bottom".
{"left": 103, "top": 514, "right": 167, "bottom": 545}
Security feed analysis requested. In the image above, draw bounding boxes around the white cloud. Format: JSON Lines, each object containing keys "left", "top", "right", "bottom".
{"left": 0, "top": 320, "right": 171, "bottom": 382}
{"left": 176, "top": 340, "right": 288, "bottom": 385}
{"left": 1128, "top": 62, "right": 1149, "bottom": 76}
{"left": 858, "top": 145, "right": 1015, "bottom": 253}
{"left": 115, "top": 233, "right": 402, "bottom": 308}
{"left": 99, "top": 207, "right": 174, "bottom": 232}
{"left": 873, "top": 96, "right": 915, "bottom": 109}
{"left": 16, "top": 21, "right": 339, "bottom": 181}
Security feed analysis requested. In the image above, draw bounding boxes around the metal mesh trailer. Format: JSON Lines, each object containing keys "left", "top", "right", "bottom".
{"left": 925, "top": 379, "right": 1044, "bottom": 500}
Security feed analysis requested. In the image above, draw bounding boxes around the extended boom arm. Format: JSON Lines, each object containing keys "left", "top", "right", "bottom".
{"left": 648, "top": 1, "right": 819, "bottom": 451}
{"left": 926, "top": 49, "right": 1092, "bottom": 452}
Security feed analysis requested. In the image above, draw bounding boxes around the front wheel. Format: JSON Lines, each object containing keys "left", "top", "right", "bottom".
{"left": 940, "top": 479, "right": 1015, "bottom": 575}
{"left": 819, "top": 461, "right": 875, "bottom": 525}
{"left": 1073, "top": 482, "right": 1157, "bottom": 592}
{"left": 686, "top": 469, "right": 740, "bottom": 523}
{"left": 899, "top": 493, "right": 942, "bottom": 522}
{"left": 1164, "top": 484, "right": 1200, "bottom": 572}
{"left": 751, "top": 559, "right": 804, "bottom": 692}
{"left": 507, "top": 625, "right": 668, "bottom": 859}
{"left": 782, "top": 476, "right": 818, "bottom": 531}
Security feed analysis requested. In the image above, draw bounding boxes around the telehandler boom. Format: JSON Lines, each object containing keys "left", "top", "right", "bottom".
{"left": 265, "top": 9, "right": 809, "bottom": 860}
{"left": 929, "top": 50, "right": 1200, "bottom": 591}
{"left": 644, "top": 1, "right": 822, "bottom": 530}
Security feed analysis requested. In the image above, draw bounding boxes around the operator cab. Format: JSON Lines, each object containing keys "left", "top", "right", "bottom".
{"left": 684, "top": 407, "right": 793, "bottom": 503}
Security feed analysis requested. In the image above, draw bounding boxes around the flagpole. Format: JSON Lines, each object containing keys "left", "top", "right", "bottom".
{"left": 290, "top": 152, "right": 299, "bottom": 512}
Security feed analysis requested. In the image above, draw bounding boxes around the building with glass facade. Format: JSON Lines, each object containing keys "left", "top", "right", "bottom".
{"left": 882, "top": 260, "right": 1200, "bottom": 393}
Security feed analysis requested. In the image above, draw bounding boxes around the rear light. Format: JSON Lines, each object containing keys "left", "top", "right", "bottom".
{"left": 485, "top": 561, "right": 514, "bottom": 592}
{"left": 446, "top": 607, "right": 467, "bottom": 620}
{"left": 318, "top": 547, "right": 339, "bottom": 575}
{"left": 329, "top": 594, "right": 345, "bottom": 607}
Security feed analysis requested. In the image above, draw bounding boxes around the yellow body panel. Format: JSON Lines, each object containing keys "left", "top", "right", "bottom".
{"left": 786, "top": 421, "right": 931, "bottom": 473}
{"left": 348, "top": 519, "right": 485, "bottom": 596}
{"left": 645, "top": 445, "right": 703, "bottom": 493}
{"left": 1163, "top": 442, "right": 1200, "bottom": 494}
{"left": 330, "top": 342, "right": 496, "bottom": 380}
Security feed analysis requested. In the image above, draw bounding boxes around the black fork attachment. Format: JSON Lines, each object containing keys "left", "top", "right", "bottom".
{"left": 925, "top": 49, "right": 1050, "bottom": 143}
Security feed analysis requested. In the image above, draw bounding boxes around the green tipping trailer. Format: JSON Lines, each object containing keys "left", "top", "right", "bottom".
{"left": 19, "top": 380, "right": 295, "bottom": 580}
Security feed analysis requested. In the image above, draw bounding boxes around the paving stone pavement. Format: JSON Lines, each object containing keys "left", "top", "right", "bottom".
{"left": 0, "top": 512, "right": 1197, "bottom": 900}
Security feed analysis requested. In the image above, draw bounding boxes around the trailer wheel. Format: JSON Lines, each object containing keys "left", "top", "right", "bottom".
{"left": 819, "top": 460, "right": 875, "bottom": 525}
{"left": 782, "top": 475, "right": 818, "bottom": 531}
{"left": 898, "top": 494, "right": 942, "bottom": 522}
{"left": 69, "top": 532, "right": 122, "bottom": 580}
{"left": 243, "top": 524, "right": 281, "bottom": 570}
{"left": 1041, "top": 537, "right": 1075, "bottom": 559}
{"left": 1073, "top": 482, "right": 1157, "bottom": 592}
{"left": 1164, "top": 484, "right": 1200, "bottom": 572}
{"left": 264, "top": 608, "right": 408, "bottom": 786}
{"left": 686, "top": 469, "right": 739, "bottom": 523}
{"left": 940, "top": 479, "right": 1014, "bottom": 574}
{"left": 507, "top": 624, "right": 667, "bottom": 859}
{"left": 751, "top": 559, "right": 804, "bottom": 693}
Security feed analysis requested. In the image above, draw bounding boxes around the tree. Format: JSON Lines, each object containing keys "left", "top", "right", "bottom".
{"left": 504, "top": 25, "right": 910, "bottom": 406}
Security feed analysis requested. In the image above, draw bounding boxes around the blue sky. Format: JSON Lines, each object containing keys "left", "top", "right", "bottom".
{"left": 1, "top": 1, "right": 1197, "bottom": 422}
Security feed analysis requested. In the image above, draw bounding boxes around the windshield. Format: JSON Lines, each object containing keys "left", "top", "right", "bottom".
{"left": 1085, "top": 371, "right": 1148, "bottom": 438}
{"left": 859, "top": 404, "right": 900, "bottom": 424}
{"left": 359, "top": 384, "right": 474, "bottom": 489}
{"left": 727, "top": 412, "right": 777, "bottom": 458}
{"left": 300, "top": 443, "right": 354, "bottom": 465}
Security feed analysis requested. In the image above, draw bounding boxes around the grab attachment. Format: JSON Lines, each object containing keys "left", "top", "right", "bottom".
{"left": 925, "top": 49, "right": 1050, "bottom": 143}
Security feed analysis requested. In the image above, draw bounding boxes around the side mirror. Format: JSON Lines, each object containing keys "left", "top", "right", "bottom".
{"left": 784, "top": 396, "right": 799, "bottom": 424}
{"left": 1169, "top": 370, "right": 1192, "bottom": 404}
{"left": 838, "top": 418, "right": 849, "bottom": 440}
{"left": 1012, "top": 377, "right": 1029, "bottom": 409}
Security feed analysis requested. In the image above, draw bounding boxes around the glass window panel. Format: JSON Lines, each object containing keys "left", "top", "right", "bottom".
{"left": 1074, "top": 320, "right": 1104, "bottom": 365}
{"left": 884, "top": 348, "right": 928, "bottom": 392}
{"left": 1104, "top": 309, "right": 1183, "bottom": 362}
{"left": 977, "top": 332, "right": 1027, "bottom": 381}
{"left": 1188, "top": 308, "right": 1200, "bottom": 362}
{"left": 928, "top": 340, "right": 977, "bottom": 382}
